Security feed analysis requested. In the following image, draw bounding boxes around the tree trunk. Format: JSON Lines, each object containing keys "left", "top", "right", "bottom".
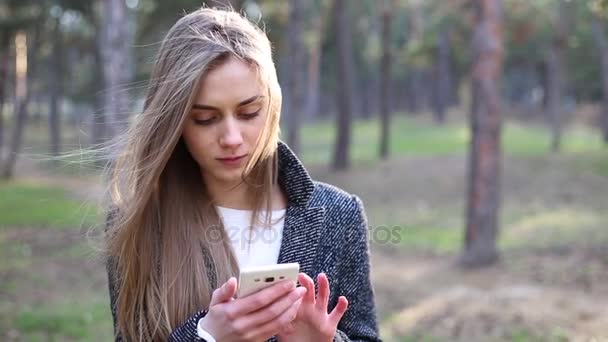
{"left": 304, "top": 3, "right": 328, "bottom": 120}
{"left": 360, "top": 75, "right": 372, "bottom": 120}
{"left": 545, "top": 1, "right": 570, "bottom": 152}
{"left": 49, "top": 17, "right": 62, "bottom": 157}
{"left": 406, "top": 69, "right": 431, "bottom": 114}
{"left": 393, "top": 79, "right": 406, "bottom": 113}
{"left": 0, "top": 32, "right": 10, "bottom": 156}
{"left": 432, "top": 28, "right": 451, "bottom": 124}
{"left": 404, "top": 73, "right": 419, "bottom": 114}
{"left": 379, "top": 0, "right": 393, "bottom": 159}
{"left": 286, "top": 0, "right": 306, "bottom": 154}
{"left": 332, "top": 0, "right": 354, "bottom": 171}
{"left": 545, "top": 46, "right": 563, "bottom": 152}
{"left": 592, "top": 17, "right": 608, "bottom": 144}
{"left": 450, "top": 55, "right": 461, "bottom": 107}
{"left": 404, "top": 2, "right": 426, "bottom": 115}
{"left": 101, "top": 0, "right": 132, "bottom": 139}
{"left": 1, "top": 28, "right": 41, "bottom": 180}
{"left": 91, "top": 18, "right": 107, "bottom": 146}
{"left": 462, "top": 0, "right": 504, "bottom": 268}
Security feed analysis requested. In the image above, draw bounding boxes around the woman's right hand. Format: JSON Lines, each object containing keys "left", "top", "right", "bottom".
{"left": 200, "top": 277, "right": 306, "bottom": 342}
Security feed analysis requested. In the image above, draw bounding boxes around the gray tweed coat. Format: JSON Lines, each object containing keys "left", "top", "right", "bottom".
{"left": 107, "top": 141, "right": 381, "bottom": 341}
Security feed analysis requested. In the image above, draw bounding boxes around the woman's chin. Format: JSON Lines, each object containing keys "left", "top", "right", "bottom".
{"left": 210, "top": 169, "right": 245, "bottom": 186}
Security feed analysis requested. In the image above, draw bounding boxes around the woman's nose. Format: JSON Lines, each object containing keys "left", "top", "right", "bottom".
{"left": 218, "top": 117, "right": 244, "bottom": 148}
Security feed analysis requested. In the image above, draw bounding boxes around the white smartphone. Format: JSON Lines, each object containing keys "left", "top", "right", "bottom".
{"left": 237, "top": 262, "right": 300, "bottom": 298}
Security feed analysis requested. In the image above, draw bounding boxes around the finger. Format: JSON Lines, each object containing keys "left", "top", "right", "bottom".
{"left": 241, "top": 288, "right": 305, "bottom": 338}
{"left": 273, "top": 296, "right": 301, "bottom": 339}
{"left": 233, "top": 279, "right": 296, "bottom": 315}
{"left": 298, "top": 273, "right": 316, "bottom": 304}
{"left": 328, "top": 296, "right": 349, "bottom": 327}
{"left": 244, "top": 287, "right": 305, "bottom": 327}
{"left": 262, "top": 299, "right": 301, "bottom": 341}
{"left": 316, "top": 273, "right": 330, "bottom": 311}
{"left": 210, "top": 277, "right": 237, "bottom": 306}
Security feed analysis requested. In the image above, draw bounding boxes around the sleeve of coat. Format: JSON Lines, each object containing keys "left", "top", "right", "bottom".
{"left": 106, "top": 256, "right": 124, "bottom": 342}
{"left": 332, "top": 195, "right": 382, "bottom": 342}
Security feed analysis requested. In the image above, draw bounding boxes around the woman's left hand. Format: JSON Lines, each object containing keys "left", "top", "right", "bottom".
{"left": 276, "top": 272, "right": 349, "bottom": 342}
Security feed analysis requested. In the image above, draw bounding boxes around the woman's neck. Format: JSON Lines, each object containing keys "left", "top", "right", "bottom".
{"left": 205, "top": 180, "right": 287, "bottom": 210}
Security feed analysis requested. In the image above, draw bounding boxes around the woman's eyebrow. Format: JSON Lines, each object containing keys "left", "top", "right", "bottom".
{"left": 192, "top": 95, "right": 265, "bottom": 111}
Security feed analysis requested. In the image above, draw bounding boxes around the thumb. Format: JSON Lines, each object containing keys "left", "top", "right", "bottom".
{"left": 210, "top": 277, "right": 237, "bottom": 306}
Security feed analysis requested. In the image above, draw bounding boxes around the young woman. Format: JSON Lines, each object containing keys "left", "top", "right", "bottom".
{"left": 104, "top": 7, "right": 380, "bottom": 342}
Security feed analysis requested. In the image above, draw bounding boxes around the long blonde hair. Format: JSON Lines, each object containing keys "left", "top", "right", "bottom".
{"left": 104, "top": 7, "right": 282, "bottom": 341}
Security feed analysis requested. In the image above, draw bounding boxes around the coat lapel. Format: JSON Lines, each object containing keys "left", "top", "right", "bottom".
{"left": 277, "top": 205, "right": 325, "bottom": 276}
{"left": 275, "top": 141, "right": 325, "bottom": 277}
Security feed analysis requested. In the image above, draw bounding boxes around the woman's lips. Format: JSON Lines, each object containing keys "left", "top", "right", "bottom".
{"left": 217, "top": 155, "right": 246, "bottom": 167}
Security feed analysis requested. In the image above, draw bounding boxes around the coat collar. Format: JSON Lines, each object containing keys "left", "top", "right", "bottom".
{"left": 276, "top": 141, "right": 315, "bottom": 207}
{"left": 275, "top": 141, "right": 325, "bottom": 276}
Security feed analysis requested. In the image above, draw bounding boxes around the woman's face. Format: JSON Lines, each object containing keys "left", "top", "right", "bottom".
{"left": 182, "top": 57, "right": 268, "bottom": 188}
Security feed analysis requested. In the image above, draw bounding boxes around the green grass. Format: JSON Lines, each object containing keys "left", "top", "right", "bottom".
{"left": 508, "top": 327, "right": 569, "bottom": 342}
{"left": 396, "top": 225, "right": 463, "bottom": 254}
{"left": 0, "top": 183, "right": 99, "bottom": 229}
{"left": 293, "top": 115, "right": 605, "bottom": 165}
{"left": 12, "top": 297, "right": 113, "bottom": 342}
{"left": 593, "top": 155, "right": 608, "bottom": 177}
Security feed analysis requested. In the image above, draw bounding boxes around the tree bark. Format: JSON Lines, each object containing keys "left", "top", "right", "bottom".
{"left": 545, "top": 0, "right": 570, "bottom": 152}
{"left": 90, "top": 13, "right": 107, "bottom": 146}
{"left": 49, "top": 16, "right": 62, "bottom": 157}
{"left": 406, "top": 68, "right": 430, "bottom": 114}
{"left": 332, "top": 0, "right": 354, "bottom": 171}
{"left": 304, "top": 9, "right": 327, "bottom": 120}
{"left": 404, "top": 2, "right": 426, "bottom": 115}
{"left": 592, "top": 17, "right": 608, "bottom": 144}
{"left": 286, "top": 0, "right": 306, "bottom": 154}
{"left": 545, "top": 45, "right": 563, "bottom": 152}
{"left": 101, "top": 0, "right": 132, "bottom": 139}
{"left": 462, "top": 0, "right": 504, "bottom": 268}
{"left": 1, "top": 27, "right": 41, "bottom": 180}
{"left": 432, "top": 28, "right": 451, "bottom": 124}
{"left": 405, "top": 72, "right": 421, "bottom": 113}
{"left": 0, "top": 32, "right": 10, "bottom": 156}
{"left": 379, "top": 0, "right": 393, "bottom": 159}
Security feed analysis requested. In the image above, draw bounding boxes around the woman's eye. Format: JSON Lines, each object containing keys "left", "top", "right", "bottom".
{"left": 240, "top": 111, "right": 260, "bottom": 120}
{"left": 193, "top": 117, "right": 217, "bottom": 126}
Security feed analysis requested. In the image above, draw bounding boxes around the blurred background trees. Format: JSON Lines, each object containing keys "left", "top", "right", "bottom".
{"left": 1, "top": 0, "right": 608, "bottom": 264}
{"left": 1, "top": 0, "right": 606, "bottom": 153}
{"left": 2, "top": 1, "right": 608, "bottom": 339}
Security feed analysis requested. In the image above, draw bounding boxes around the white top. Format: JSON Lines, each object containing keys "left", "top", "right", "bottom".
{"left": 197, "top": 206, "right": 286, "bottom": 339}
{"left": 217, "top": 205, "right": 286, "bottom": 268}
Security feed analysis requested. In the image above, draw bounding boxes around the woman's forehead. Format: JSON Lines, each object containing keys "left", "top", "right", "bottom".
{"left": 195, "top": 58, "right": 265, "bottom": 106}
